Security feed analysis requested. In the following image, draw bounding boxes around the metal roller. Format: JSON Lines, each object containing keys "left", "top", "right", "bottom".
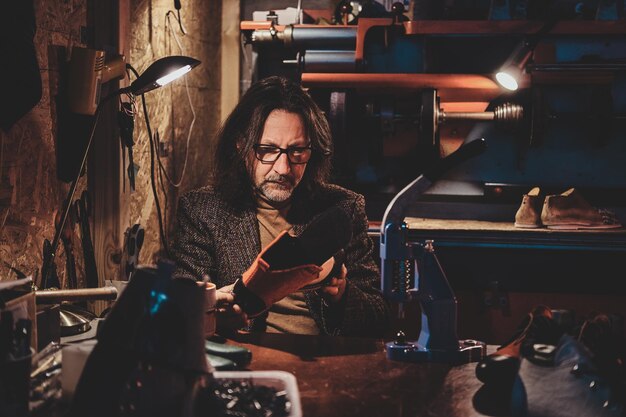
{"left": 284, "top": 50, "right": 356, "bottom": 72}
{"left": 439, "top": 102, "right": 525, "bottom": 125}
{"left": 419, "top": 89, "right": 524, "bottom": 143}
{"left": 251, "top": 25, "right": 357, "bottom": 49}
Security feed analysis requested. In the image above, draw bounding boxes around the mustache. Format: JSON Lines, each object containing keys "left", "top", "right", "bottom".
{"left": 264, "top": 174, "right": 295, "bottom": 186}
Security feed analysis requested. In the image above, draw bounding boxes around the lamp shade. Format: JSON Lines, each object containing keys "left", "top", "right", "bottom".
{"left": 127, "top": 55, "right": 200, "bottom": 95}
{"left": 495, "top": 65, "right": 522, "bottom": 91}
{"left": 495, "top": 41, "right": 533, "bottom": 91}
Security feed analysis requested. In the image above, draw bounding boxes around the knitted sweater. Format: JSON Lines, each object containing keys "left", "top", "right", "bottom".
{"left": 171, "top": 183, "right": 390, "bottom": 337}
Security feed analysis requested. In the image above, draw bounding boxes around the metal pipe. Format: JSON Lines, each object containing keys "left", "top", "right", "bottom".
{"left": 302, "top": 73, "right": 500, "bottom": 89}
{"left": 36, "top": 287, "right": 118, "bottom": 304}
{"left": 251, "top": 26, "right": 357, "bottom": 48}
{"left": 296, "top": 50, "right": 356, "bottom": 72}
{"left": 441, "top": 112, "right": 495, "bottom": 121}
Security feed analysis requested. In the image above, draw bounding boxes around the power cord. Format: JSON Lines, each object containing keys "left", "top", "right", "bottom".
{"left": 126, "top": 64, "right": 170, "bottom": 258}
{"left": 162, "top": 9, "right": 196, "bottom": 189}
{"left": 172, "top": 0, "right": 187, "bottom": 34}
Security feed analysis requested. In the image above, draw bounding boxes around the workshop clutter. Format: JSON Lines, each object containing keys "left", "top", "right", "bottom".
{"left": 1, "top": 278, "right": 35, "bottom": 417}
{"left": 67, "top": 260, "right": 213, "bottom": 417}
{"left": 514, "top": 188, "right": 622, "bottom": 229}
{"left": 473, "top": 306, "right": 626, "bottom": 417}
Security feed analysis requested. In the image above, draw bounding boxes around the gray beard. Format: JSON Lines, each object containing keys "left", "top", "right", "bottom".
{"left": 258, "top": 181, "right": 294, "bottom": 204}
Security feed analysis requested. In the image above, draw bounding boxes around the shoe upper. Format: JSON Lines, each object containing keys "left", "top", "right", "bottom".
{"left": 514, "top": 187, "right": 543, "bottom": 228}
{"left": 541, "top": 188, "right": 621, "bottom": 228}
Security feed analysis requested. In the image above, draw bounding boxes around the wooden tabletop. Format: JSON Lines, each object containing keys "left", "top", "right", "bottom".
{"left": 225, "top": 332, "right": 500, "bottom": 417}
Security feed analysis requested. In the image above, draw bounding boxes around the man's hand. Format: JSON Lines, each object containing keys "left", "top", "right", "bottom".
{"left": 319, "top": 264, "right": 347, "bottom": 303}
{"left": 216, "top": 285, "right": 250, "bottom": 331}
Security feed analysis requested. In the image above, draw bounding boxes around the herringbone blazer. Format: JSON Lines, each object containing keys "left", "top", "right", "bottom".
{"left": 171, "top": 183, "right": 389, "bottom": 337}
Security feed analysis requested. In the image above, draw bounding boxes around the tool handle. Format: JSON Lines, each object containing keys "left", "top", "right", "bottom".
{"left": 76, "top": 192, "right": 99, "bottom": 288}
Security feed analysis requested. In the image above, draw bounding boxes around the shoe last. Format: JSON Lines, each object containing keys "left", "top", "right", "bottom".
{"left": 514, "top": 187, "right": 543, "bottom": 228}
{"left": 541, "top": 188, "right": 622, "bottom": 230}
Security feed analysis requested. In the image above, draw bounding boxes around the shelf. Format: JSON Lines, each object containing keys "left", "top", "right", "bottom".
{"left": 402, "top": 20, "right": 626, "bottom": 35}
{"left": 369, "top": 218, "right": 626, "bottom": 251}
{"left": 300, "top": 73, "right": 521, "bottom": 101}
{"left": 241, "top": 20, "right": 626, "bottom": 35}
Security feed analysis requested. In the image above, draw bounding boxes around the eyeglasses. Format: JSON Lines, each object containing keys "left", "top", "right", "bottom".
{"left": 252, "top": 144, "right": 313, "bottom": 164}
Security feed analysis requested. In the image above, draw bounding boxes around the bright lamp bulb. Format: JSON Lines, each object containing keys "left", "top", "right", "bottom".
{"left": 495, "top": 71, "right": 519, "bottom": 91}
{"left": 156, "top": 65, "right": 192, "bottom": 87}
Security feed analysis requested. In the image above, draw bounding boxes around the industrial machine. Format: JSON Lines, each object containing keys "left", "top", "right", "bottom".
{"left": 379, "top": 137, "right": 487, "bottom": 362}
{"left": 241, "top": 0, "right": 626, "bottom": 346}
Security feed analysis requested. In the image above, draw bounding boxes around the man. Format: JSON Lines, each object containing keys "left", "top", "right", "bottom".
{"left": 172, "top": 76, "right": 389, "bottom": 337}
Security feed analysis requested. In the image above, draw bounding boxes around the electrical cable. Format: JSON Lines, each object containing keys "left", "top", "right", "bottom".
{"left": 154, "top": 130, "right": 169, "bottom": 225}
{"left": 296, "top": 0, "right": 303, "bottom": 24}
{"left": 161, "top": 10, "right": 196, "bottom": 188}
{"left": 126, "top": 64, "right": 170, "bottom": 258}
{"left": 172, "top": 0, "right": 187, "bottom": 34}
{"left": 141, "top": 93, "right": 170, "bottom": 258}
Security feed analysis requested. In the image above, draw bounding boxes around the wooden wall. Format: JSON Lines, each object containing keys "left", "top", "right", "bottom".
{"left": 0, "top": 0, "right": 224, "bottom": 287}
{"left": 127, "top": 0, "right": 223, "bottom": 266}
{"left": 0, "top": 0, "right": 88, "bottom": 286}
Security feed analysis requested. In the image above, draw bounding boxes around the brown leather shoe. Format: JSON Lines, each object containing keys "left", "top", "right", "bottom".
{"left": 475, "top": 305, "right": 560, "bottom": 385}
{"left": 541, "top": 188, "right": 622, "bottom": 230}
{"left": 514, "top": 187, "right": 543, "bottom": 228}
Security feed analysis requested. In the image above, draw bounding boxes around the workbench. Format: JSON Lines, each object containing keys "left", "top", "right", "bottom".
{"left": 223, "top": 332, "right": 494, "bottom": 417}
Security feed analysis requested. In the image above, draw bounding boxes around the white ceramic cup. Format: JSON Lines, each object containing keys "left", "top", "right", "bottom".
{"left": 198, "top": 281, "right": 217, "bottom": 338}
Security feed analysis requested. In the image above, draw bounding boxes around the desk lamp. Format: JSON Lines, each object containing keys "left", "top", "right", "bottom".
{"left": 40, "top": 51, "right": 200, "bottom": 334}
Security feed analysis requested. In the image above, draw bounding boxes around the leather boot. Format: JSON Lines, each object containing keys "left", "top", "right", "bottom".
{"left": 476, "top": 305, "right": 561, "bottom": 385}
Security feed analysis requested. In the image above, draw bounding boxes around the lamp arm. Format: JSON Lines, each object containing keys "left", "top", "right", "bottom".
{"left": 41, "top": 92, "right": 120, "bottom": 288}
{"left": 528, "top": 17, "right": 559, "bottom": 48}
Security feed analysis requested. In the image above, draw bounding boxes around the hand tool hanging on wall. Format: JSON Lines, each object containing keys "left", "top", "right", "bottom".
{"left": 55, "top": 209, "right": 77, "bottom": 289}
{"left": 41, "top": 239, "right": 60, "bottom": 289}
{"left": 122, "top": 223, "right": 144, "bottom": 281}
{"left": 74, "top": 190, "right": 98, "bottom": 288}
{"left": 118, "top": 101, "right": 136, "bottom": 191}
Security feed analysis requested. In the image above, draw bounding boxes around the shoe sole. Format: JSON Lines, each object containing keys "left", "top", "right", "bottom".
{"left": 514, "top": 223, "right": 542, "bottom": 229}
{"left": 545, "top": 223, "right": 622, "bottom": 230}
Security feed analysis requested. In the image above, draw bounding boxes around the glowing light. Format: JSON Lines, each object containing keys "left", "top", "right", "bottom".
{"left": 156, "top": 65, "right": 192, "bottom": 87}
{"left": 495, "top": 71, "right": 519, "bottom": 91}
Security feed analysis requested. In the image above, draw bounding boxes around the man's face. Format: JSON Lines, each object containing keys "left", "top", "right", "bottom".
{"left": 250, "top": 109, "right": 309, "bottom": 205}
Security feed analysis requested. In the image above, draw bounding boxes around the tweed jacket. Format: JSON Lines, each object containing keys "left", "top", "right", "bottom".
{"left": 171, "top": 183, "right": 390, "bottom": 337}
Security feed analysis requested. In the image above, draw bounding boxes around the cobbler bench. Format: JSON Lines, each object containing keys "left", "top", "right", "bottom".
{"left": 226, "top": 332, "right": 493, "bottom": 417}
{"left": 369, "top": 218, "right": 626, "bottom": 343}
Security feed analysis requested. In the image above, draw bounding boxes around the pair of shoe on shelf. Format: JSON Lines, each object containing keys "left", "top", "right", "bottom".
{"left": 514, "top": 187, "right": 622, "bottom": 230}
